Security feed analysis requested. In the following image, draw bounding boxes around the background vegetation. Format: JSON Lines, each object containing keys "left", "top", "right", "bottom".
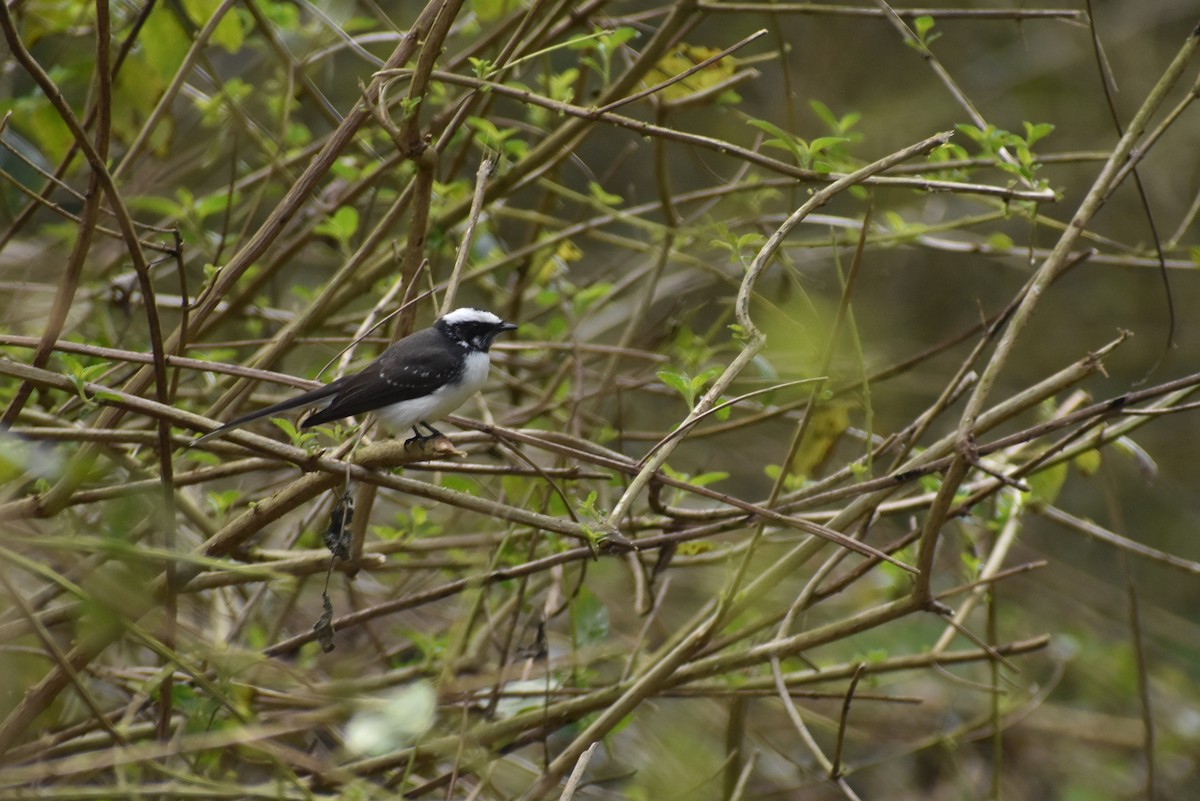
{"left": 2, "top": 0, "right": 1199, "bottom": 798}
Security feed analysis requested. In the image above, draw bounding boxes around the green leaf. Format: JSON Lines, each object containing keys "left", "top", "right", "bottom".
{"left": 808, "top": 135, "right": 852, "bottom": 172}
{"left": 747, "top": 118, "right": 808, "bottom": 167}
{"left": 181, "top": 0, "right": 244, "bottom": 53}
{"left": 127, "top": 194, "right": 185, "bottom": 219}
{"left": 604, "top": 26, "right": 639, "bottom": 49}
{"left": 1028, "top": 462, "right": 1068, "bottom": 507}
{"left": 141, "top": 5, "right": 190, "bottom": 81}
{"left": 575, "top": 490, "right": 601, "bottom": 520}
{"left": 1023, "top": 121, "right": 1055, "bottom": 146}
{"left": 567, "top": 25, "right": 638, "bottom": 52}
{"left": 468, "top": 56, "right": 494, "bottom": 80}
{"left": 206, "top": 489, "right": 242, "bottom": 516}
{"left": 911, "top": 15, "right": 941, "bottom": 47}
{"left": 571, "top": 587, "right": 610, "bottom": 646}
{"left": 690, "top": 366, "right": 721, "bottom": 398}
{"left": 809, "top": 99, "right": 838, "bottom": 131}
{"left": 587, "top": 182, "right": 623, "bottom": 207}
{"left": 658, "top": 370, "right": 696, "bottom": 406}
{"left": 809, "top": 135, "right": 850, "bottom": 155}
{"left": 689, "top": 471, "right": 729, "bottom": 488}
{"left": 954, "top": 123, "right": 987, "bottom": 145}
{"left": 471, "top": 0, "right": 521, "bottom": 23}
{"left": 809, "top": 100, "right": 861, "bottom": 137}
{"left": 573, "top": 282, "right": 611, "bottom": 313}
{"left": 195, "top": 191, "right": 236, "bottom": 220}
{"left": 986, "top": 232, "right": 1015, "bottom": 251}
{"left": 59, "top": 355, "right": 109, "bottom": 401}
{"left": 315, "top": 206, "right": 360, "bottom": 247}
{"left": 1073, "top": 449, "right": 1101, "bottom": 478}
{"left": 269, "top": 417, "right": 317, "bottom": 446}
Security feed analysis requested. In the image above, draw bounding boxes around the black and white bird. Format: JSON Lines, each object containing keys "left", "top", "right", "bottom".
{"left": 195, "top": 307, "right": 517, "bottom": 445}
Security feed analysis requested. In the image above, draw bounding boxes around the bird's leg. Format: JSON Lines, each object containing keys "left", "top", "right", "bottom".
{"left": 404, "top": 421, "right": 446, "bottom": 449}
{"left": 418, "top": 421, "right": 446, "bottom": 438}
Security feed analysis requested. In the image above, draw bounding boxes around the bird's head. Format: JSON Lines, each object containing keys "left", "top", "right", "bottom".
{"left": 436, "top": 307, "right": 518, "bottom": 352}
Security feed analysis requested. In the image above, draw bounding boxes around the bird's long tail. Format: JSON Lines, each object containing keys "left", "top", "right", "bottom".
{"left": 191, "top": 383, "right": 339, "bottom": 445}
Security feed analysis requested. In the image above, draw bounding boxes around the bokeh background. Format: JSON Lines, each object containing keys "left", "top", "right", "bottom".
{"left": 2, "top": 0, "right": 1199, "bottom": 798}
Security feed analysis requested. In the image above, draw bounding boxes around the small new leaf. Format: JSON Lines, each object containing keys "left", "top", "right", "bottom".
{"left": 910, "top": 15, "right": 941, "bottom": 48}
{"left": 658, "top": 370, "right": 696, "bottom": 406}
{"left": 315, "top": 206, "right": 359, "bottom": 248}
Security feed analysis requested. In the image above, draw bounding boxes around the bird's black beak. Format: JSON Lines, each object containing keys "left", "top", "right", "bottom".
{"left": 499, "top": 321, "right": 518, "bottom": 332}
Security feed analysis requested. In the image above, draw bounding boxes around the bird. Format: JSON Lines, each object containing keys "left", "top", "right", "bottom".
{"left": 194, "top": 307, "right": 517, "bottom": 446}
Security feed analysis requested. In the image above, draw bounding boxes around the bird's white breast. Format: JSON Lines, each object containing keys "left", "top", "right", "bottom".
{"left": 374, "top": 350, "right": 491, "bottom": 433}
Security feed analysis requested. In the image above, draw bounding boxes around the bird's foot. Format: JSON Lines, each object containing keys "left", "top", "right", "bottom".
{"left": 403, "top": 422, "right": 448, "bottom": 451}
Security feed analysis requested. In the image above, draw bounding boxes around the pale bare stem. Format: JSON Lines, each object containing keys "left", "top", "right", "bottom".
{"left": 517, "top": 618, "right": 722, "bottom": 801}
{"left": 678, "top": 594, "right": 922, "bottom": 685}
{"left": 933, "top": 501, "right": 1020, "bottom": 650}
{"left": 641, "top": 377, "right": 823, "bottom": 455}
{"left": 622, "top": 576, "right": 673, "bottom": 680}
{"left": 776, "top": 541, "right": 853, "bottom": 650}
{"left": 932, "top": 389, "right": 1093, "bottom": 649}
{"left": 873, "top": 0, "right": 985, "bottom": 127}
{"left": 1036, "top": 505, "right": 1200, "bottom": 576}
{"left": 956, "top": 29, "right": 1200, "bottom": 440}
{"left": 1106, "top": 69, "right": 1200, "bottom": 201}
{"left": 594, "top": 235, "right": 674, "bottom": 399}
{"left": 691, "top": 336, "right": 1125, "bottom": 648}
{"left": 364, "top": 75, "right": 406, "bottom": 145}
{"left": 726, "top": 751, "right": 759, "bottom": 801}
{"left": 556, "top": 742, "right": 600, "bottom": 801}
{"left": 711, "top": 131, "right": 949, "bottom": 619}
{"left": 441, "top": 154, "right": 495, "bottom": 314}
{"left": 633, "top": 354, "right": 1116, "bottom": 663}
{"left": 1122, "top": 553, "right": 1158, "bottom": 799}
{"left": 904, "top": 32, "right": 1200, "bottom": 602}
{"left": 607, "top": 131, "right": 951, "bottom": 534}
{"left": 771, "top": 656, "right": 836, "bottom": 776}
{"left": 722, "top": 212, "right": 874, "bottom": 641}
{"left": 609, "top": 342, "right": 763, "bottom": 525}
{"left": 335, "top": 269, "right": 412, "bottom": 376}
{"left": 831, "top": 664, "right": 866, "bottom": 781}
{"left": 1167, "top": 179, "right": 1200, "bottom": 249}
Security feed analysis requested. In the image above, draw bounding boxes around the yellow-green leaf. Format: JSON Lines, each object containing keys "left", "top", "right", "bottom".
{"left": 641, "top": 43, "right": 736, "bottom": 102}
{"left": 1073, "top": 449, "right": 1101, "bottom": 477}
{"left": 1028, "top": 462, "right": 1068, "bottom": 507}
{"left": 181, "top": 0, "right": 244, "bottom": 53}
{"left": 142, "top": 6, "right": 191, "bottom": 80}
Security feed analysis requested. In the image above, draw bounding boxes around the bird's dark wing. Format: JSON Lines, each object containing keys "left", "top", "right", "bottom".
{"left": 302, "top": 328, "right": 463, "bottom": 427}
